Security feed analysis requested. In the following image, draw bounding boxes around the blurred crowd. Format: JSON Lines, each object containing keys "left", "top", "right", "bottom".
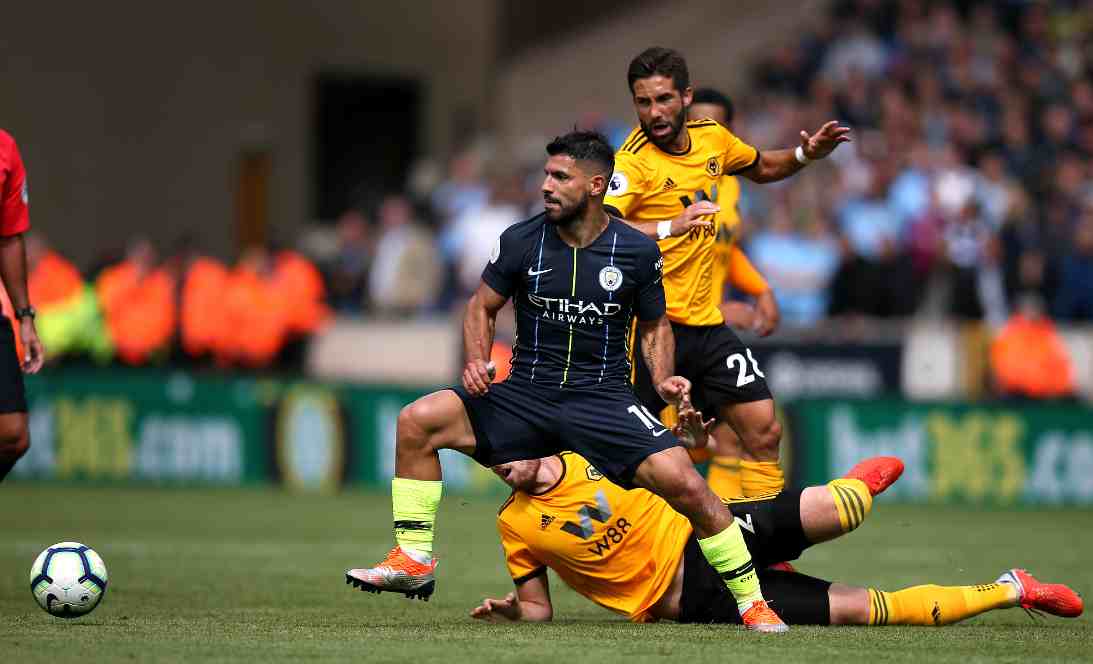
{"left": 6, "top": 235, "right": 329, "bottom": 370}
{"left": 732, "top": 0, "right": 1093, "bottom": 330}
{"left": 18, "top": 0, "right": 1093, "bottom": 392}
{"left": 303, "top": 0, "right": 1093, "bottom": 338}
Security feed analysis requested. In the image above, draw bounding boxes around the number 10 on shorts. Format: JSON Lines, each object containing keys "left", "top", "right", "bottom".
{"left": 627, "top": 404, "right": 666, "bottom": 432}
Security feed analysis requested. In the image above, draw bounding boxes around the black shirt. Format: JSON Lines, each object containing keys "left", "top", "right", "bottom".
{"left": 482, "top": 213, "right": 666, "bottom": 389}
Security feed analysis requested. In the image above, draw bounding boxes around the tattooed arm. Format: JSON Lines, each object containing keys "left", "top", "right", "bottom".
{"left": 638, "top": 315, "right": 674, "bottom": 385}
{"left": 638, "top": 315, "right": 690, "bottom": 404}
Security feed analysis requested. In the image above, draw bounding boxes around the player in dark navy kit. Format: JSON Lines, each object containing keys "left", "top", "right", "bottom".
{"left": 347, "top": 131, "right": 788, "bottom": 632}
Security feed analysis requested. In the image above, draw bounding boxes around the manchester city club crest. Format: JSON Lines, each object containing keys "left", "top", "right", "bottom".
{"left": 598, "top": 265, "right": 622, "bottom": 292}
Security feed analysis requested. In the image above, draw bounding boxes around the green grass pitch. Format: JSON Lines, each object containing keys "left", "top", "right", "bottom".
{"left": 1, "top": 485, "right": 1091, "bottom": 663}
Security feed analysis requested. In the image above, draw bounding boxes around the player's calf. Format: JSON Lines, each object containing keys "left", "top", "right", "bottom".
{"left": 0, "top": 416, "right": 29, "bottom": 482}
{"left": 798, "top": 480, "right": 874, "bottom": 544}
{"left": 723, "top": 400, "right": 784, "bottom": 497}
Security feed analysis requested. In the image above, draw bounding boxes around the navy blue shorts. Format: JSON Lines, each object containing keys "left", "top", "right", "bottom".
{"left": 0, "top": 320, "right": 26, "bottom": 414}
{"left": 451, "top": 377, "right": 680, "bottom": 489}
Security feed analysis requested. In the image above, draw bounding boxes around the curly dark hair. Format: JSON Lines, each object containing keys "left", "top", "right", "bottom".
{"left": 627, "top": 47, "right": 690, "bottom": 94}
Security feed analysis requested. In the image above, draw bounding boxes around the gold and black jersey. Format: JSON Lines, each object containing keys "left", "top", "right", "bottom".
{"left": 497, "top": 453, "right": 692, "bottom": 622}
{"left": 711, "top": 174, "right": 742, "bottom": 305}
{"left": 606, "top": 120, "right": 758, "bottom": 326}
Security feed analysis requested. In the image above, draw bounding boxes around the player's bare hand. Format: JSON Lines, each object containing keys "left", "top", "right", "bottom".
{"left": 669, "top": 201, "right": 719, "bottom": 237}
{"left": 673, "top": 401, "right": 715, "bottom": 450}
{"left": 462, "top": 359, "right": 495, "bottom": 396}
{"left": 470, "top": 592, "right": 520, "bottom": 622}
{"left": 753, "top": 291, "right": 780, "bottom": 337}
{"left": 19, "top": 318, "right": 44, "bottom": 374}
{"left": 800, "top": 121, "right": 852, "bottom": 160}
{"left": 720, "top": 301, "right": 757, "bottom": 331}
{"left": 655, "top": 375, "right": 691, "bottom": 405}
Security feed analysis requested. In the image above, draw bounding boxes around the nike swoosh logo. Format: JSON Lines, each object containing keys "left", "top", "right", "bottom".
{"left": 652, "top": 428, "right": 669, "bottom": 437}
{"left": 527, "top": 267, "right": 553, "bottom": 276}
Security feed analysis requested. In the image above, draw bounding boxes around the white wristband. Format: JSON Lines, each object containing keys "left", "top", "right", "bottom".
{"left": 657, "top": 220, "right": 673, "bottom": 240}
{"left": 795, "top": 145, "right": 811, "bottom": 165}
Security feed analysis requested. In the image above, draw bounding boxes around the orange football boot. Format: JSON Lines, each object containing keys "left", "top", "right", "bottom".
{"left": 997, "top": 568, "right": 1084, "bottom": 618}
{"left": 346, "top": 547, "right": 437, "bottom": 601}
{"left": 843, "top": 456, "right": 904, "bottom": 496}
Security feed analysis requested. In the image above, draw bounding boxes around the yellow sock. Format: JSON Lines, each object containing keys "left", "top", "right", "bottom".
{"left": 868, "top": 584, "right": 1017, "bottom": 626}
{"left": 391, "top": 477, "right": 443, "bottom": 557}
{"left": 740, "top": 460, "right": 784, "bottom": 497}
{"left": 827, "top": 478, "right": 873, "bottom": 532}
{"left": 697, "top": 519, "right": 764, "bottom": 611}
{"left": 707, "top": 456, "right": 743, "bottom": 499}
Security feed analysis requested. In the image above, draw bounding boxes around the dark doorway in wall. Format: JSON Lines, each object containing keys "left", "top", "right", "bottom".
{"left": 314, "top": 73, "right": 420, "bottom": 220}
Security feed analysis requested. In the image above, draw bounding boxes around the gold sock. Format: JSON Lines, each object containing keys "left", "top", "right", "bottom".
{"left": 868, "top": 584, "right": 1017, "bottom": 626}
{"left": 740, "top": 460, "right": 784, "bottom": 497}
{"left": 708, "top": 456, "right": 743, "bottom": 499}
{"left": 827, "top": 478, "right": 873, "bottom": 532}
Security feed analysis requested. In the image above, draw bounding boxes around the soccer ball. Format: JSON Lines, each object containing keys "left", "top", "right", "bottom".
{"left": 29, "top": 542, "right": 108, "bottom": 618}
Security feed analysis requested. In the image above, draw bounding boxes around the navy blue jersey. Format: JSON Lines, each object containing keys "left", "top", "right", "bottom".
{"left": 482, "top": 213, "right": 666, "bottom": 389}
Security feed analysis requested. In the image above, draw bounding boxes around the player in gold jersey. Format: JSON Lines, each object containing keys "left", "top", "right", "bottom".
{"left": 690, "top": 87, "right": 780, "bottom": 499}
{"left": 690, "top": 88, "right": 779, "bottom": 338}
{"left": 469, "top": 430, "right": 1082, "bottom": 625}
{"left": 606, "top": 48, "right": 849, "bottom": 499}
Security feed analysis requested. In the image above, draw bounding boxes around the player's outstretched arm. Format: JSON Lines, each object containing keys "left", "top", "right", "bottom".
{"left": 470, "top": 574, "right": 554, "bottom": 623}
{"left": 463, "top": 281, "right": 508, "bottom": 396}
{"left": 740, "top": 121, "right": 851, "bottom": 184}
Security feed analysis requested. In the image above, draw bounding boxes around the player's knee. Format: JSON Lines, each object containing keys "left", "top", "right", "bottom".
{"left": 397, "top": 403, "right": 429, "bottom": 449}
{"left": 672, "top": 470, "right": 715, "bottom": 511}
{"left": 0, "top": 423, "right": 29, "bottom": 462}
{"left": 742, "top": 417, "right": 781, "bottom": 459}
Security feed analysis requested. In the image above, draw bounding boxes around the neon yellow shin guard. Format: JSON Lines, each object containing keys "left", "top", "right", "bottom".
{"left": 391, "top": 477, "right": 443, "bottom": 556}
{"left": 697, "top": 519, "right": 764, "bottom": 610}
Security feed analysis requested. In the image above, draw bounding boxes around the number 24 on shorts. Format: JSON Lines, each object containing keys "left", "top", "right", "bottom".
{"left": 728, "top": 348, "right": 765, "bottom": 387}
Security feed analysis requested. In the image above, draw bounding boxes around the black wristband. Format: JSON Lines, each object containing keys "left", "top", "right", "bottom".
{"left": 14, "top": 306, "right": 35, "bottom": 320}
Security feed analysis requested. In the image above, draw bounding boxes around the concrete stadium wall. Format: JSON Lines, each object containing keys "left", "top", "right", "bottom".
{"left": 0, "top": 1, "right": 497, "bottom": 266}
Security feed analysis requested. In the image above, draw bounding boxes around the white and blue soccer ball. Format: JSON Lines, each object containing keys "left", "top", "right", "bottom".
{"left": 29, "top": 542, "right": 108, "bottom": 618}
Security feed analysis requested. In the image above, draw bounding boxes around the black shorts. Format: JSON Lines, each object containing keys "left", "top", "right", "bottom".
{"left": 451, "top": 376, "right": 680, "bottom": 489}
{"left": 0, "top": 320, "right": 27, "bottom": 414}
{"left": 678, "top": 490, "right": 830, "bottom": 625}
{"left": 633, "top": 322, "right": 771, "bottom": 419}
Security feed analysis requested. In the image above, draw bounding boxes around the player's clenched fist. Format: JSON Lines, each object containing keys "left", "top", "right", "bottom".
{"left": 669, "top": 200, "right": 719, "bottom": 237}
{"left": 462, "top": 359, "right": 496, "bottom": 396}
{"left": 655, "top": 375, "right": 691, "bottom": 405}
